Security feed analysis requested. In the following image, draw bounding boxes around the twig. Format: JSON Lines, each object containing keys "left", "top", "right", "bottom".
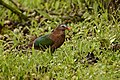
{"left": 0, "top": 0, "right": 29, "bottom": 20}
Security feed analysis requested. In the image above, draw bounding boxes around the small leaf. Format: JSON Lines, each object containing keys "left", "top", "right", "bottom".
{"left": 55, "top": 1, "right": 59, "bottom": 10}
{"left": 110, "top": 35, "right": 116, "bottom": 43}
{"left": 36, "top": 10, "right": 51, "bottom": 19}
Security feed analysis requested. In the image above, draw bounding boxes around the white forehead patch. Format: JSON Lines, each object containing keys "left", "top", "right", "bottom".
{"left": 61, "top": 24, "right": 67, "bottom": 27}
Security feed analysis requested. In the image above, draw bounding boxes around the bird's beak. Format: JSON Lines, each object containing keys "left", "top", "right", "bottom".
{"left": 66, "top": 27, "right": 71, "bottom": 30}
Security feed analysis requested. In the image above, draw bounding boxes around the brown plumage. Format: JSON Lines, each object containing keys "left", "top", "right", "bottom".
{"left": 28, "top": 24, "right": 71, "bottom": 52}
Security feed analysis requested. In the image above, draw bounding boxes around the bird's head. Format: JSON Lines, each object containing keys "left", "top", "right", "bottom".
{"left": 56, "top": 24, "right": 71, "bottom": 31}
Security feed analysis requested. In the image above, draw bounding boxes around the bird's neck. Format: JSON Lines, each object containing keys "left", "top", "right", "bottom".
{"left": 52, "top": 30, "right": 65, "bottom": 36}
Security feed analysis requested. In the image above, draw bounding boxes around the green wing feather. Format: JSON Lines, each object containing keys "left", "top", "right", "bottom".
{"left": 34, "top": 34, "right": 54, "bottom": 49}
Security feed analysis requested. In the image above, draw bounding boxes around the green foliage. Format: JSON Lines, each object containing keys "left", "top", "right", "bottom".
{"left": 0, "top": 0, "right": 120, "bottom": 80}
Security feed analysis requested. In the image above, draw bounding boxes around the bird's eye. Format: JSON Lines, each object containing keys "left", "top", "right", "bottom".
{"left": 61, "top": 24, "right": 67, "bottom": 28}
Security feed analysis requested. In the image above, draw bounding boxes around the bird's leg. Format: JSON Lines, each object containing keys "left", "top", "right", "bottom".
{"left": 50, "top": 48, "right": 55, "bottom": 53}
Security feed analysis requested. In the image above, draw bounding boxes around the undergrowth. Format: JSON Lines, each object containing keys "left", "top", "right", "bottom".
{"left": 0, "top": 0, "right": 120, "bottom": 80}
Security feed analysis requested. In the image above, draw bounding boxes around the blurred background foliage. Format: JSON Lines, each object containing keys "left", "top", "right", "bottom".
{"left": 0, "top": 0, "right": 120, "bottom": 22}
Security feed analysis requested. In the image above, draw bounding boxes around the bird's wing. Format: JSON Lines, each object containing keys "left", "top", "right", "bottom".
{"left": 34, "top": 34, "right": 54, "bottom": 49}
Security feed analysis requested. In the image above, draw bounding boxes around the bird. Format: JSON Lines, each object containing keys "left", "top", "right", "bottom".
{"left": 28, "top": 24, "right": 71, "bottom": 52}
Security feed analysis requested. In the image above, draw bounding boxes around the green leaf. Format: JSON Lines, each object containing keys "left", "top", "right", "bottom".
{"left": 55, "top": 1, "right": 59, "bottom": 10}
{"left": 36, "top": 10, "right": 51, "bottom": 19}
